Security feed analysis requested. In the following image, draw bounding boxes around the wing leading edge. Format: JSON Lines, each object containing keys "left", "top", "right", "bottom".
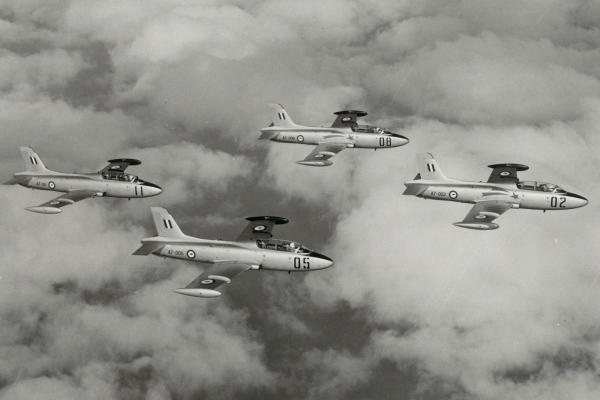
{"left": 175, "top": 262, "right": 255, "bottom": 298}
{"left": 25, "top": 190, "right": 99, "bottom": 214}
{"left": 297, "top": 136, "right": 352, "bottom": 167}
{"left": 454, "top": 193, "right": 519, "bottom": 230}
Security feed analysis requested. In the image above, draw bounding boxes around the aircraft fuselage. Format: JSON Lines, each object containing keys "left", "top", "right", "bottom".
{"left": 406, "top": 179, "right": 588, "bottom": 211}
{"left": 261, "top": 126, "right": 408, "bottom": 149}
{"left": 143, "top": 237, "right": 333, "bottom": 272}
{"left": 13, "top": 171, "right": 162, "bottom": 198}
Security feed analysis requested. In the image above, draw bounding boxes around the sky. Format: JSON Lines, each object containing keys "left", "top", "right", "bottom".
{"left": 0, "top": 0, "right": 599, "bottom": 399}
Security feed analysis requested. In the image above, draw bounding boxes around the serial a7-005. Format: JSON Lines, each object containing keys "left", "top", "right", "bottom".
{"left": 133, "top": 208, "right": 334, "bottom": 298}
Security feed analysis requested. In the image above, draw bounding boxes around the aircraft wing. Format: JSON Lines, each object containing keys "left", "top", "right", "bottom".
{"left": 100, "top": 158, "right": 141, "bottom": 173}
{"left": 297, "top": 138, "right": 351, "bottom": 167}
{"left": 331, "top": 110, "right": 368, "bottom": 128}
{"left": 454, "top": 193, "right": 519, "bottom": 230}
{"left": 25, "top": 190, "right": 99, "bottom": 214}
{"left": 236, "top": 216, "right": 289, "bottom": 242}
{"left": 487, "top": 163, "right": 529, "bottom": 184}
{"left": 175, "top": 262, "right": 254, "bottom": 298}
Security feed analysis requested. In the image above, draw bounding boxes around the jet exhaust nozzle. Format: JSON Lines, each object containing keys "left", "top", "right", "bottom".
{"left": 174, "top": 288, "right": 222, "bottom": 298}
{"left": 25, "top": 206, "right": 62, "bottom": 214}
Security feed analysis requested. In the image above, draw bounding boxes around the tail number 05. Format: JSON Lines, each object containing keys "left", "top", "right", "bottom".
{"left": 550, "top": 196, "right": 566, "bottom": 208}
{"left": 378, "top": 137, "right": 392, "bottom": 147}
{"left": 293, "top": 257, "right": 310, "bottom": 269}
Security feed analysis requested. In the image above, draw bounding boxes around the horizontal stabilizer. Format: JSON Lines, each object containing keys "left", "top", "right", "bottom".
{"left": 402, "top": 183, "right": 427, "bottom": 196}
{"left": 132, "top": 242, "right": 165, "bottom": 255}
{"left": 259, "top": 131, "right": 279, "bottom": 140}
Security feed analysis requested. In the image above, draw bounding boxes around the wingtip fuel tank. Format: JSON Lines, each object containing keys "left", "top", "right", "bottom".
{"left": 25, "top": 206, "right": 62, "bottom": 214}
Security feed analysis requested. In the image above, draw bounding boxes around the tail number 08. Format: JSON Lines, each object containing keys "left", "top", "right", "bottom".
{"left": 293, "top": 257, "right": 310, "bottom": 269}
{"left": 379, "top": 137, "right": 392, "bottom": 147}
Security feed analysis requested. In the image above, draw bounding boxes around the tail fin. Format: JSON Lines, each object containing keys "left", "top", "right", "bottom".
{"left": 417, "top": 153, "right": 449, "bottom": 181}
{"left": 20, "top": 147, "right": 49, "bottom": 172}
{"left": 268, "top": 103, "right": 299, "bottom": 127}
{"left": 151, "top": 207, "right": 187, "bottom": 239}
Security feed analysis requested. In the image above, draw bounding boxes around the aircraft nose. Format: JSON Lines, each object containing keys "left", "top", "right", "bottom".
{"left": 390, "top": 133, "right": 409, "bottom": 146}
{"left": 567, "top": 192, "right": 588, "bottom": 208}
{"left": 143, "top": 182, "right": 162, "bottom": 197}
{"left": 310, "top": 251, "right": 334, "bottom": 269}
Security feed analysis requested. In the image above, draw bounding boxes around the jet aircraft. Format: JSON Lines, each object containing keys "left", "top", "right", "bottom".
{"left": 259, "top": 104, "right": 409, "bottom": 166}
{"left": 133, "top": 207, "right": 334, "bottom": 298}
{"left": 4, "top": 147, "right": 162, "bottom": 214}
{"left": 403, "top": 154, "right": 588, "bottom": 230}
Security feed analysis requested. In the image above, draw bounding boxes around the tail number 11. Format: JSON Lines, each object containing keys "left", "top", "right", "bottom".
{"left": 293, "top": 257, "right": 310, "bottom": 269}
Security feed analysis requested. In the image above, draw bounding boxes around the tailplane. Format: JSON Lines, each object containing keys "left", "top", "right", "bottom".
{"left": 19, "top": 147, "right": 49, "bottom": 173}
{"left": 268, "top": 103, "right": 300, "bottom": 128}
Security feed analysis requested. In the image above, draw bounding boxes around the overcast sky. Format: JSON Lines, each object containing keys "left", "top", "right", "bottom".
{"left": 1, "top": 1, "right": 600, "bottom": 399}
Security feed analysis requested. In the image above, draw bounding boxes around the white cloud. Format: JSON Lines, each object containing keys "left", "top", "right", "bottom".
{"left": 1, "top": 0, "right": 600, "bottom": 398}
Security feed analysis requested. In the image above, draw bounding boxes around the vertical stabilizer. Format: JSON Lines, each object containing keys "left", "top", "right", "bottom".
{"left": 20, "top": 147, "right": 49, "bottom": 172}
{"left": 150, "top": 207, "right": 187, "bottom": 239}
{"left": 268, "top": 103, "right": 299, "bottom": 127}
{"left": 418, "top": 153, "right": 449, "bottom": 181}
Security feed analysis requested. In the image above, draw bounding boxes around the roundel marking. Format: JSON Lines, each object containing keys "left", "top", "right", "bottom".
{"left": 500, "top": 171, "right": 511, "bottom": 177}
{"left": 201, "top": 279, "right": 214, "bottom": 285}
{"left": 297, "top": 135, "right": 304, "bottom": 143}
{"left": 342, "top": 117, "right": 352, "bottom": 122}
{"left": 48, "top": 181, "right": 56, "bottom": 190}
{"left": 254, "top": 225, "right": 266, "bottom": 231}
{"left": 449, "top": 190, "right": 458, "bottom": 199}
{"left": 186, "top": 250, "right": 196, "bottom": 259}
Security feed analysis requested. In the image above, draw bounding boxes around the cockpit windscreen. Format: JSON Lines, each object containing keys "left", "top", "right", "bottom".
{"left": 517, "top": 181, "right": 566, "bottom": 193}
{"left": 256, "top": 239, "right": 311, "bottom": 254}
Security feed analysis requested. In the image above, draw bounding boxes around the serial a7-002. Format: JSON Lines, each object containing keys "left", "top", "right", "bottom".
{"left": 403, "top": 153, "right": 588, "bottom": 230}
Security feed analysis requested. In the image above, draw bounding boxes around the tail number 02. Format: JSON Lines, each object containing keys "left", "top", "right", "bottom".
{"left": 378, "top": 137, "right": 392, "bottom": 147}
{"left": 550, "top": 196, "right": 566, "bottom": 208}
{"left": 293, "top": 257, "right": 310, "bottom": 269}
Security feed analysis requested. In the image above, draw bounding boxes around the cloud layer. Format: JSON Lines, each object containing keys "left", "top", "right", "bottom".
{"left": 0, "top": 1, "right": 599, "bottom": 399}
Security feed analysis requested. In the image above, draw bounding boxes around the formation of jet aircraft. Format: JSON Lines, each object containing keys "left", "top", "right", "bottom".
{"left": 133, "top": 207, "right": 333, "bottom": 297}
{"left": 403, "top": 154, "right": 588, "bottom": 230}
{"left": 2, "top": 103, "right": 589, "bottom": 298}
{"left": 260, "top": 104, "right": 409, "bottom": 166}
{"left": 3, "top": 147, "right": 162, "bottom": 214}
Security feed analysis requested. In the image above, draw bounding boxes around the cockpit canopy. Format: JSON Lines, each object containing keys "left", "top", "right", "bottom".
{"left": 256, "top": 239, "right": 311, "bottom": 254}
{"left": 102, "top": 170, "right": 139, "bottom": 182}
{"left": 351, "top": 125, "right": 391, "bottom": 134}
{"left": 517, "top": 181, "right": 566, "bottom": 193}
